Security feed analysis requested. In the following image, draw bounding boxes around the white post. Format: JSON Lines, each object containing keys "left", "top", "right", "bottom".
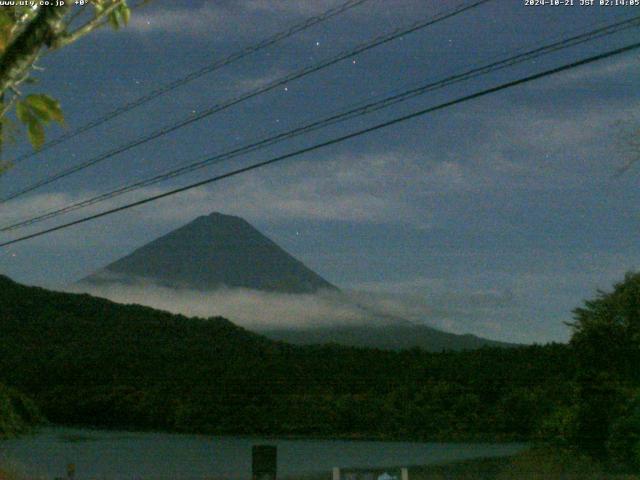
{"left": 401, "top": 468, "right": 408, "bottom": 480}
{"left": 332, "top": 467, "right": 341, "bottom": 480}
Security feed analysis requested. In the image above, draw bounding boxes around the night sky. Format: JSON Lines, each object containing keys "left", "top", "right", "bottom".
{"left": 0, "top": 0, "right": 639, "bottom": 343}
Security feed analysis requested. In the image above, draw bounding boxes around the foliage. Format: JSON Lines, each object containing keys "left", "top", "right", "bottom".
{"left": 0, "top": 464, "right": 26, "bottom": 480}
{"left": 15, "top": 94, "right": 63, "bottom": 149}
{"left": 3, "top": 270, "right": 639, "bottom": 472}
{"left": 4, "top": 269, "right": 638, "bottom": 472}
{"left": 0, "top": 1, "right": 133, "bottom": 152}
{"left": 607, "top": 391, "right": 640, "bottom": 471}
{"left": 0, "top": 383, "right": 42, "bottom": 438}
{"left": 570, "top": 272, "right": 640, "bottom": 384}
{"left": 568, "top": 271, "right": 640, "bottom": 469}
{"left": 537, "top": 403, "right": 579, "bottom": 446}
{"left": 0, "top": 275, "right": 575, "bottom": 441}
{"left": 371, "top": 447, "right": 635, "bottom": 480}
{"left": 494, "top": 447, "right": 621, "bottom": 480}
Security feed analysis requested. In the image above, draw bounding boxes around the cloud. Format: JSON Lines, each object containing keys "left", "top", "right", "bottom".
{"left": 348, "top": 281, "right": 521, "bottom": 339}
{"left": 533, "top": 52, "right": 640, "bottom": 90}
{"left": 0, "top": 153, "right": 441, "bottom": 235}
{"left": 125, "top": 0, "right": 367, "bottom": 37}
{"left": 138, "top": 151, "right": 506, "bottom": 227}
{"left": 0, "top": 151, "right": 449, "bottom": 257}
{"left": 453, "top": 95, "right": 640, "bottom": 189}
{"left": 3, "top": 100, "right": 627, "bottom": 250}
{"left": 350, "top": 251, "right": 640, "bottom": 344}
{"left": 69, "top": 273, "right": 525, "bottom": 342}
{"left": 230, "top": 69, "right": 287, "bottom": 92}
{"left": 3, "top": 86, "right": 639, "bottom": 257}
{"left": 0, "top": 191, "right": 74, "bottom": 226}
{"left": 242, "top": 0, "right": 350, "bottom": 16}
{"left": 128, "top": 4, "right": 229, "bottom": 36}
{"left": 69, "top": 279, "right": 402, "bottom": 330}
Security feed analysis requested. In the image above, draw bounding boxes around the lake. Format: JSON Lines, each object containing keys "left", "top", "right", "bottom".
{"left": 0, "top": 427, "right": 527, "bottom": 479}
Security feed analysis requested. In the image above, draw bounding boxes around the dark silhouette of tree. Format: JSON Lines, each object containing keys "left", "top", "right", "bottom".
{"left": 569, "top": 272, "right": 640, "bottom": 465}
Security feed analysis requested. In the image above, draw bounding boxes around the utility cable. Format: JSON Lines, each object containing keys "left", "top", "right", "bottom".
{"left": 10, "top": 0, "right": 373, "bottom": 164}
{"left": 1, "top": 40, "right": 638, "bottom": 248}
{"left": 0, "top": 0, "right": 491, "bottom": 204}
{"left": 2, "top": 13, "right": 637, "bottom": 232}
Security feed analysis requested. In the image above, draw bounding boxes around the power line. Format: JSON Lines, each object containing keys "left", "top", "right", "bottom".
{"left": 3, "top": 14, "right": 638, "bottom": 233}
{"left": 1, "top": 40, "right": 638, "bottom": 248}
{"left": 10, "top": 0, "right": 372, "bottom": 164}
{"left": 0, "top": 0, "right": 491, "bottom": 204}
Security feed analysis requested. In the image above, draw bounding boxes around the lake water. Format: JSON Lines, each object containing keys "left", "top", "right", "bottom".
{"left": 0, "top": 427, "right": 527, "bottom": 479}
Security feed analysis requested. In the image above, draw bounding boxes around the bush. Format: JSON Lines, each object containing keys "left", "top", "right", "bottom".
{"left": 0, "top": 384, "right": 42, "bottom": 437}
{"left": 568, "top": 272, "right": 640, "bottom": 460}
{"left": 607, "top": 391, "right": 640, "bottom": 472}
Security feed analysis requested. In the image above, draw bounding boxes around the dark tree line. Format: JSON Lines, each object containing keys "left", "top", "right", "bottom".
{"left": 0, "top": 272, "right": 638, "bottom": 471}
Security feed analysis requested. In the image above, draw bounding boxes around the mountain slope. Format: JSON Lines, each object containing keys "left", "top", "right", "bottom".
{"left": 80, "top": 212, "right": 337, "bottom": 294}
{"left": 77, "top": 212, "right": 514, "bottom": 351}
{"left": 261, "top": 324, "right": 515, "bottom": 351}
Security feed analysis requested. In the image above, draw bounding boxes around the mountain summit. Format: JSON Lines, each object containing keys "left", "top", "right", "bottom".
{"left": 78, "top": 212, "right": 515, "bottom": 351}
{"left": 80, "top": 212, "right": 336, "bottom": 294}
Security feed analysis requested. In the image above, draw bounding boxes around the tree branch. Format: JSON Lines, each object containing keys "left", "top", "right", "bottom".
{"left": 51, "top": 0, "right": 125, "bottom": 50}
{"left": 0, "top": 94, "right": 17, "bottom": 119}
{"left": 0, "top": 5, "right": 72, "bottom": 96}
{"left": 8, "top": 7, "right": 42, "bottom": 43}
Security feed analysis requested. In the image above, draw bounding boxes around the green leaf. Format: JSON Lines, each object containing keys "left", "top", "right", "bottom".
{"left": 15, "top": 100, "right": 30, "bottom": 125}
{"left": 14, "top": 95, "right": 64, "bottom": 150}
{"left": 108, "top": 2, "right": 130, "bottom": 30}
{"left": 0, "top": 10, "right": 12, "bottom": 28}
{"left": 108, "top": 8, "right": 122, "bottom": 30}
{"left": 26, "top": 118, "right": 45, "bottom": 150}
{"left": 24, "top": 94, "right": 64, "bottom": 124}
{"left": 93, "top": 0, "right": 105, "bottom": 14}
{"left": 119, "top": 3, "right": 131, "bottom": 25}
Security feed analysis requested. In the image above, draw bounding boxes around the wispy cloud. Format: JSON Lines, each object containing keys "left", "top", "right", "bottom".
{"left": 0, "top": 153, "right": 439, "bottom": 252}
{"left": 69, "top": 275, "right": 523, "bottom": 341}
{"left": 348, "top": 279, "right": 523, "bottom": 340}
{"left": 0, "top": 192, "right": 76, "bottom": 226}
{"left": 3, "top": 87, "right": 639, "bottom": 250}
{"left": 125, "top": 0, "right": 367, "bottom": 37}
{"left": 69, "top": 280, "right": 400, "bottom": 330}
{"left": 242, "top": 0, "right": 351, "bottom": 16}
{"left": 128, "top": 3, "right": 230, "bottom": 37}
{"left": 68, "top": 273, "right": 548, "bottom": 342}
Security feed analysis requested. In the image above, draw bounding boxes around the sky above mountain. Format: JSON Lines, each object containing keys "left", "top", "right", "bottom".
{"left": 0, "top": 0, "right": 638, "bottom": 343}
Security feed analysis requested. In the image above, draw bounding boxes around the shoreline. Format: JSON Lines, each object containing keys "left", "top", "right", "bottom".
{"left": 7, "top": 423, "right": 532, "bottom": 446}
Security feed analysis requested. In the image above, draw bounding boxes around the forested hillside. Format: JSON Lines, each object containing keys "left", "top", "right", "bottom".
{"left": 0, "top": 275, "right": 574, "bottom": 440}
